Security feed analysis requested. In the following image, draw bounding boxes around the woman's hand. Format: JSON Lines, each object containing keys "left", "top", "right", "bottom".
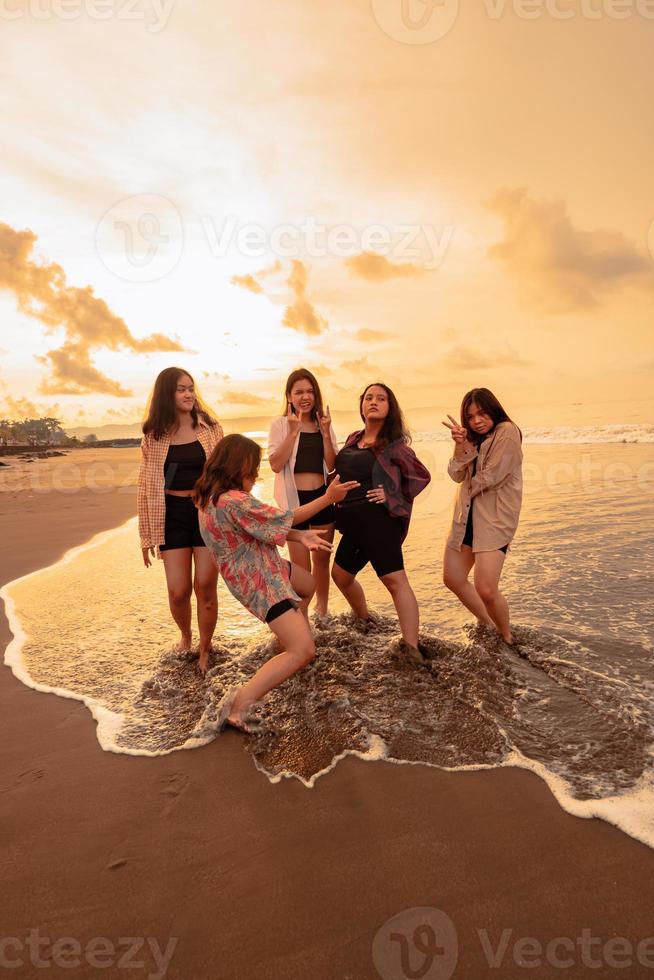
{"left": 366, "top": 484, "right": 387, "bottom": 504}
{"left": 325, "top": 474, "right": 360, "bottom": 503}
{"left": 442, "top": 414, "right": 474, "bottom": 450}
{"left": 318, "top": 404, "right": 332, "bottom": 438}
{"left": 142, "top": 546, "right": 155, "bottom": 567}
{"left": 287, "top": 403, "right": 302, "bottom": 435}
{"left": 300, "top": 529, "right": 333, "bottom": 552}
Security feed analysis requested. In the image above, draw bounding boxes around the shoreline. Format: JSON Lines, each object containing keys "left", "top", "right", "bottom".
{"left": 2, "top": 490, "right": 654, "bottom": 978}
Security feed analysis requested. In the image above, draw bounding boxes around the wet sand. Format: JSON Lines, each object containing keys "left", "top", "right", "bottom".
{"left": 2, "top": 488, "right": 654, "bottom": 979}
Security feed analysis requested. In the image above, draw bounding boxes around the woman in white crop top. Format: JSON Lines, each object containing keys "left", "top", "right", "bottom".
{"left": 267, "top": 368, "right": 339, "bottom": 617}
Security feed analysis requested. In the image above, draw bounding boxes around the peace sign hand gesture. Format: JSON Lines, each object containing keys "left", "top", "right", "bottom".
{"left": 442, "top": 414, "right": 472, "bottom": 449}
{"left": 287, "top": 403, "right": 302, "bottom": 435}
{"left": 318, "top": 404, "right": 332, "bottom": 438}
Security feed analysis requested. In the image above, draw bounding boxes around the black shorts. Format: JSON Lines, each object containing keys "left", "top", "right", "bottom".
{"left": 265, "top": 599, "right": 295, "bottom": 623}
{"left": 462, "top": 505, "right": 508, "bottom": 554}
{"left": 294, "top": 485, "right": 335, "bottom": 530}
{"left": 265, "top": 562, "right": 296, "bottom": 623}
{"left": 160, "top": 494, "right": 205, "bottom": 552}
{"left": 334, "top": 502, "right": 404, "bottom": 578}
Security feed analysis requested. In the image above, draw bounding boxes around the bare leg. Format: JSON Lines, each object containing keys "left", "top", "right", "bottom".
{"left": 332, "top": 562, "right": 369, "bottom": 620}
{"left": 288, "top": 540, "right": 312, "bottom": 619}
{"left": 162, "top": 548, "right": 193, "bottom": 650}
{"left": 380, "top": 570, "right": 420, "bottom": 648}
{"left": 310, "top": 523, "right": 334, "bottom": 616}
{"left": 443, "top": 545, "right": 494, "bottom": 626}
{"left": 227, "top": 608, "right": 315, "bottom": 727}
{"left": 474, "top": 551, "right": 512, "bottom": 643}
{"left": 192, "top": 547, "right": 219, "bottom": 673}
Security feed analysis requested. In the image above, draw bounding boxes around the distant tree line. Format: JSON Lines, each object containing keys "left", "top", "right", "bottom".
{"left": 0, "top": 417, "right": 72, "bottom": 446}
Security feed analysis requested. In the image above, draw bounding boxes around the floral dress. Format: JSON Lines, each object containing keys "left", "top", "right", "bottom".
{"left": 198, "top": 490, "right": 300, "bottom": 621}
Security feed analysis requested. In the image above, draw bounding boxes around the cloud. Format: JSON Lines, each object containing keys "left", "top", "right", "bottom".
{"left": 229, "top": 273, "right": 264, "bottom": 295}
{"left": 354, "top": 328, "right": 388, "bottom": 342}
{"left": 230, "top": 258, "right": 327, "bottom": 335}
{"left": 487, "top": 187, "right": 653, "bottom": 312}
{"left": 339, "top": 356, "right": 382, "bottom": 375}
{"left": 439, "top": 344, "right": 531, "bottom": 370}
{"left": 229, "top": 260, "right": 283, "bottom": 296}
{"left": 345, "top": 252, "right": 424, "bottom": 282}
{"left": 0, "top": 389, "right": 63, "bottom": 421}
{"left": 0, "top": 222, "right": 186, "bottom": 396}
{"left": 282, "top": 260, "right": 327, "bottom": 335}
{"left": 221, "top": 389, "right": 269, "bottom": 406}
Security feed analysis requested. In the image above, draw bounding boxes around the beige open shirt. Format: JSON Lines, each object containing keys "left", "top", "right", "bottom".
{"left": 446, "top": 420, "right": 523, "bottom": 553}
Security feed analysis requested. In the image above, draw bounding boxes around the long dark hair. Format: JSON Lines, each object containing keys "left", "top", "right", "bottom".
{"left": 281, "top": 368, "right": 325, "bottom": 424}
{"left": 460, "top": 388, "right": 521, "bottom": 444}
{"left": 194, "top": 434, "right": 261, "bottom": 510}
{"left": 142, "top": 367, "right": 218, "bottom": 440}
{"left": 359, "top": 382, "right": 411, "bottom": 447}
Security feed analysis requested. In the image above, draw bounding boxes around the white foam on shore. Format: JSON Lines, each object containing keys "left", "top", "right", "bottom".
{"left": 254, "top": 734, "right": 654, "bottom": 850}
{"left": 0, "top": 520, "right": 137, "bottom": 754}
{"left": 3, "top": 521, "right": 654, "bottom": 849}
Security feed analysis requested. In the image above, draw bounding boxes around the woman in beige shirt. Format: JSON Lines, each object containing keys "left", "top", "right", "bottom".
{"left": 443, "top": 388, "right": 523, "bottom": 645}
{"left": 138, "top": 367, "right": 223, "bottom": 674}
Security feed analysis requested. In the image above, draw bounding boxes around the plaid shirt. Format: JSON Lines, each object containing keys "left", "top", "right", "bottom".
{"left": 137, "top": 419, "right": 223, "bottom": 557}
{"left": 337, "top": 430, "right": 431, "bottom": 541}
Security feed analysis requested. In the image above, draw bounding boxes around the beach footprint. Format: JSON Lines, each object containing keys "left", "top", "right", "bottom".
{"left": 159, "top": 771, "right": 190, "bottom": 816}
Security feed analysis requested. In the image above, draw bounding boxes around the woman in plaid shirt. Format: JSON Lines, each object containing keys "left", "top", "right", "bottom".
{"left": 138, "top": 367, "right": 223, "bottom": 674}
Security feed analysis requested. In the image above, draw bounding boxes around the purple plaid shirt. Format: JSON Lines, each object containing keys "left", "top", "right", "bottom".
{"left": 336, "top": 430, "right": 431, "bottom": 541}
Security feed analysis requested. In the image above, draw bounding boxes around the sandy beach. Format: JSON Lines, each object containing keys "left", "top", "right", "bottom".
{"left": 1, "top": 465, "right": 654, "bottom": 979}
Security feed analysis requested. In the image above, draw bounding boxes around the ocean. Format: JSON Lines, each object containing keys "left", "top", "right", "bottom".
{"left": 2, "top": 424, "right": 653, "bottom": 848}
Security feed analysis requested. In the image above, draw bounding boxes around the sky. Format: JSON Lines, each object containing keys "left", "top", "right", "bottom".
{"left": 1, "top": 0, "right": 653, "bottom": 432}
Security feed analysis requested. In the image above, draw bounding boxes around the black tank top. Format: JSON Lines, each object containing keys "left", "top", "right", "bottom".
{"left": 334, "top": 444, "right": 375, "bottom": 507}
{"left": 164, "top": 440, "right": 206, "bottom": 491}
{"left": 294, "top": 431, "right": 324, "bottom": 474}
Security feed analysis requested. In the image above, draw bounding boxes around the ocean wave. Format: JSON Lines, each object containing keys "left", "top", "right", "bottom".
{"left": 414, "top": 423, "right": 654, "bottom": 445}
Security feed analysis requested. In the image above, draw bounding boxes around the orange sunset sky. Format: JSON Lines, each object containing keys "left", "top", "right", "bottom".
{"left": 1, "top": 0, "right": 653, "bottom": 431}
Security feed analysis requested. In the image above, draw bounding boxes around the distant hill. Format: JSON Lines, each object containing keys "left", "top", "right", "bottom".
{"left": 64, "top": 406, "right": 442, "bottom": 441}
{"left": 64, "top": 416, "right": 282, "bottom": 440}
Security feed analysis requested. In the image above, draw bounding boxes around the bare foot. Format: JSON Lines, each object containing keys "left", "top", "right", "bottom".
{"left": 224, "top": 711, "right": 255, "bottom": 735}
{"left": 174, "top": 633, "right": 192, "bottom": 653}
{"left": 197, "top": 648, "right": 211, "bottom": 676}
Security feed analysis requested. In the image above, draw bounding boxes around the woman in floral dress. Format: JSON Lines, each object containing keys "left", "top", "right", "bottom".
{"left": 194, "top": 434, "right": 358, "bottom": 733}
